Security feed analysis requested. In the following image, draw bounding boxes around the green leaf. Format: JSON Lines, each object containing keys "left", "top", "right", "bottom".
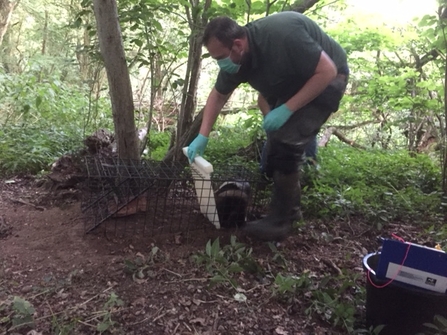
{"left": 133, "top": 39, "right": 143, "bottom": 47}
{"left": 434, "top": 314, "right": 447, "bottom": 327}
{"left": 152, "top": 20, "right": 163, "bottom": 31}
{"left": 97, "top": 321, "right": 111, "bottom": 332}
{"left": 205, "top": 240, "right": 212, "bottom": 257}
{"left": 227, "top": 263, "right": 243, "bottom": 273}
{"left": 12, "top": 297, "right": 35, "bottom": 315}
{"left": 35, "top": 96, "right": 42, "bottom": 108}
{"left": 0, "top": 316, "right": 10, "bottom": 324}
{"left": 211, "top": 238, "right": 220, "bottom": 257}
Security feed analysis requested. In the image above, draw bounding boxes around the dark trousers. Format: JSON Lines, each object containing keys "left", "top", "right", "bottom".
{"left": 263, "top": 73, "right": 348, "bottom": 177}
{"left": 260, "top": 135, "right": 317, "bottom": 174}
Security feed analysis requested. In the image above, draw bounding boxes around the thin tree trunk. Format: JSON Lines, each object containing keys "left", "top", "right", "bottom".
{"left": 442, "top": 41, "right": 447, "bottom": 200}
{"left": 163, "top": 108, "right": 204, "bottom": 164}
{"left": 169, "top": 0, "right": 211, "bottom": 163}
{"left": 438, "top": 4, "right": 447, "bottom": 221}
{"left": 0, "top": 0, "right": 19, "bottom": 46}
{"left": 41, "top": 10, "right": 48, "bottom": 55}
{"left": 93, "top": 0, "right": 139, "bottom": 160}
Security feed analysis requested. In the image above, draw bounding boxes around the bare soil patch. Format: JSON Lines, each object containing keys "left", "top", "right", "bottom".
{"left": 0, "top": 177, "right": 423, "bottom": 335}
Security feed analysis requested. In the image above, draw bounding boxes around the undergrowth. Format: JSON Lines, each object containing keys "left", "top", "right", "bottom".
{"left": 301, "top": 143, "right": 441, "bottom": 226}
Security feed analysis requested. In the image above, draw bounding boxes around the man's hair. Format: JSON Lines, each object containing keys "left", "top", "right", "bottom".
{"left": 203, "top": 17, "right": 246, "bottom": 49}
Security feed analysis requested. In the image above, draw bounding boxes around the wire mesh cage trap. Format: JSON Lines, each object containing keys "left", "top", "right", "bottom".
{"left": 81, "top": 156, "right": 271, "bottom": 237}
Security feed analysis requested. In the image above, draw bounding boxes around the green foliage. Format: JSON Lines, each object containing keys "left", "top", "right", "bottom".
{"left": 203, "top": 110, "right": 265, "bottom": 172}
{"left": 123, "top": 245, "right": 164, "bottom": 282}
{"left": 417, "top": 315, "right": 447, "bottom": 335}
{"left": 192, "top": 236, "right": 262, "bottom": 289}
{"left": 10, "top": 296, "right": 35, "bottom": 330}
{"left": 271, "top": 267, "right": 364, "bottom": 333}
{"left": 0, "top": 62, "right": 112, "bottom": 176}
{"left": 96, "top": 292, "right": 124, "bottom": 333}
{"left": 354, "top": 325, "right": 386, "bottom": 335}
{"left": 329, "top": 20, "right": 399, "bottom": 55}
{"left": 0, "top": 124, "right": 82, "bottom": 176}
{"left": 143, "top": 131, "right": 171, "bottom": 160}
{"left": 51, "top": 315, "right": 76, "bottom": 335}
{"left": 240, "top": 107, "right": 265, "bottom": 142}
{"left": 304, "top": 273, "right": 364, "bottom": 333}
{"left": 302, "top": 143, "right": 441, "bottom": 225}
{"left": 426, "top": 223, "right": 447, "bottom": 251}
{"left": 134, "top": 123, "right": 442, "bottom": 226}
{"left": 272, "top": 272, "right": 312, "bottom": 298}
{"left": 1, "top": 64, "right": 83, "bottom": 125}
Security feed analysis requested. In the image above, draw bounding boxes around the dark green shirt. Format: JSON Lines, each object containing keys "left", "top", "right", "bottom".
{"left": 214, "top": 11, "right": 348, "bottom": 104}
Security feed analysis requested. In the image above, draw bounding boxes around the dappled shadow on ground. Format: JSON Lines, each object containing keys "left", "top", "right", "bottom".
{"left": 0, "top": 177, "right": 427, "bottom": 334}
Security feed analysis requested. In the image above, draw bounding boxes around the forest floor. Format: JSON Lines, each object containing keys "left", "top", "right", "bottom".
{"left": 0, "top": 176, "right": 427, "bottom": 335}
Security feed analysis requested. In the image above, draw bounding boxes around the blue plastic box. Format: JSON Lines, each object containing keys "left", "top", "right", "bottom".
{"left": 376, "top": 238, "right": 447, "bottom": 293}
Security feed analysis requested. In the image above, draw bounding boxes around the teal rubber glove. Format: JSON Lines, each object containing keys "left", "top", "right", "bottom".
{"left": 263, "top": 104, "right": 293, "bottom": 132}
{"left": 187, "top": 134, "right": 209, "bottom": 163}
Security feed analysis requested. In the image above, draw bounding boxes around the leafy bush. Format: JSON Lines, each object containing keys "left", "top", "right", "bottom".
{"left": 143, "top": 131, "right": 171, "bottom": 160}
{"left": 206, "top": 123, "right": 256, "bottom": 166}
{"left": 0, "top": 60, "right": 113, "bottom": 176}
{"left": 192, "top": 236, "right": 262, "bottom": 289}
{"left": 0, "top": 62, "right": 111, "bottom": 131}
{"left": 0, "top": 124, "right": 83, "bottom": 176}
{"left": 302, "top": 143, "right": 441, "bottom": 225}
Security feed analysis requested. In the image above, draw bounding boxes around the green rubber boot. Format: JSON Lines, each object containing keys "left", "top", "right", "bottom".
{"left": 244, "top": 170, "right": 301, "bottom": 241}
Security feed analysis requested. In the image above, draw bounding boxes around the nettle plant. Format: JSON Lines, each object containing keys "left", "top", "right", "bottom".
{"left": 192, "top": 236, "right": 263, "bottom": 289}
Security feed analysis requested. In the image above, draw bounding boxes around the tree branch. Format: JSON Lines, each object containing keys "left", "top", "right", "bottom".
{"left": 290, "top": 0, "right": 319, "bottom": 13}
{"left": 320, "top": 127, "right": 367, "bottom": 149}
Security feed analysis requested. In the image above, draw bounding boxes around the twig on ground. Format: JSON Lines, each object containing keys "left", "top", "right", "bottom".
{"left": 162, "top": 268, "right": 183, "bottom": 278}
{"left": 77, "top": 320, "right": 97, "bottom": 328}
{"left": 321, "top": 258, "right": 343, "bottom": 276}
{"left": 183, "top": 322, "right": 192, "bottom": 331}
{"left": 9, "top": 197, "right": 45, "bottom": 211}
{"left": 79, "top": 287, "right": 113, "bottom": 306}
{"left": 29, "top": 289, "right": 51, "bottom": 300}
{"left": 153, "top": 311, "right": 169, "bottom": 322}
{"left": 128, "top": 316, "right": 152, "bottom": 326}
{"left": 163, "top": 278, "right": 207, "bottom": 284}
{"left": 212, "top": 312, "right": 219, "bottom": 333}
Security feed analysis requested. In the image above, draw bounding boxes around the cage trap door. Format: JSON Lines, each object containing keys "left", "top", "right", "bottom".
{"left": 183, "top": 147, "right": 220, "bottom": 229}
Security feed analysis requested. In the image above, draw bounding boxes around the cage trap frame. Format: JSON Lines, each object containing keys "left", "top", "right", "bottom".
{"left": 81, "top": 153, "right": 270, "bottom": 237}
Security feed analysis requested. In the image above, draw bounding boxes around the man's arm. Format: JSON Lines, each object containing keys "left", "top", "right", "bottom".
{"left": 257, "top": 94, "right": 270, "bottom": 116}
{"left": 284, "top": 51, "right": 337, "bottom": 113}
{"left": 199, "top": 87, "right": 232, "bottom": 136}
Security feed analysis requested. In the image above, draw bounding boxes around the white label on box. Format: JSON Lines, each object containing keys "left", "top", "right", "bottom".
{"left": 386, "top": 262, "right": 447, "bottom": 293}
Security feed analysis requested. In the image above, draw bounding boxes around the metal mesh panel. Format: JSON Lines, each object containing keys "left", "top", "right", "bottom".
{"left": 81, "top": 156, "right": 270, "bottom": 237}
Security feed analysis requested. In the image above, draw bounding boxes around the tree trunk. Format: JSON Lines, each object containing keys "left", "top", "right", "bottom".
{"left": 93, "top": 0, "right": 139, "bottom": 160}
{"left": 163, "top": 108, "right": 204, "bottom": 164}
{"left": 438, "top": 3, "right": 447, "bottom": 221}
{"left": 41, "top": 10, "right": 48, "bottom": 55}
{"left": 0, "top": 0, "right": 19, "bottom": 47}
{"left": 169, "top": 0, "right": 211, "bottom": 163}
{"left": 442, "top": 32, "right": 447, "bottom": 211}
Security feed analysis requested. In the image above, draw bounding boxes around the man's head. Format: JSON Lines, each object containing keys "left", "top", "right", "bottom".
{"left": 203, "top": 16, "right": 248, "bottom": 73}
{"left": 203, "top": 17, "right": 246, "bottom": 49}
